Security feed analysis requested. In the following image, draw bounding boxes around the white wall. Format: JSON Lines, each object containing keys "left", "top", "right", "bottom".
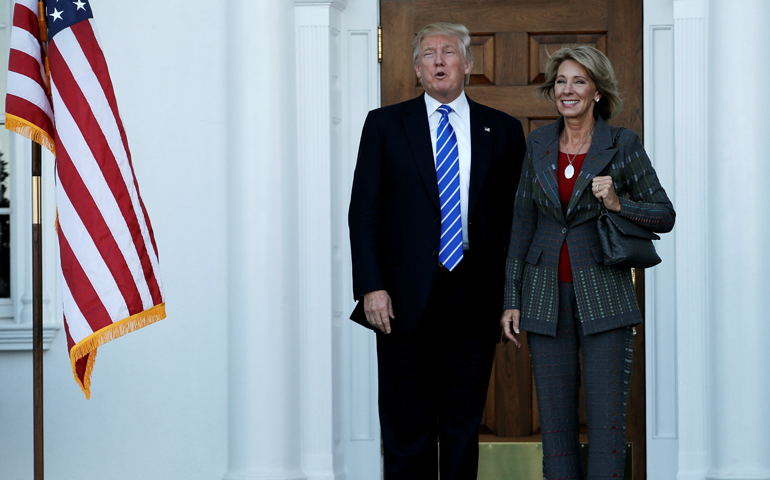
{"left": 0, "top": 0, "right": 230, "bottom": 478}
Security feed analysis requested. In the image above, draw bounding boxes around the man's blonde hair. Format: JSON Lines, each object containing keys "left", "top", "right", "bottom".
{"left": 412, "top": 22, "right": 474, "bottom": 85}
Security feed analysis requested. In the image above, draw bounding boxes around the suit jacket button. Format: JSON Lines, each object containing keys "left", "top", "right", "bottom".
{"left": 562, "top": 227, "right": 567, "bottom": 234}
{"left": 432, "top": 250, "right": 438, "bottom": 256}
{"left": 434, "top": 217, "right": 440, "bottom": 223}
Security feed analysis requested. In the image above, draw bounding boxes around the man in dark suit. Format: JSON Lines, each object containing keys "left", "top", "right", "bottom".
{"left": 348, "top": 22, "right": 525, "bottom": 479}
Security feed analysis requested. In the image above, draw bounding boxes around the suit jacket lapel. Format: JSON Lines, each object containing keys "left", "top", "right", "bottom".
{"left": 565, "top": 117, "right": 616, "bottom": 218}
{"left": 529, "top": 118, "right": 564, "bottom": 220}
{"left": 468, "top": 98, "right": 491, "bottom": 216}
{"left": 403, "top": 95, "right": 440, "bottom": 212}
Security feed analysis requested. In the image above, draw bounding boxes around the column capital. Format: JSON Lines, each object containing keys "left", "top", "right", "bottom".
{"left": 674, "top": 0, "right": 707, "bottom": 19}
{"left": 294, "top": 0, "right": 348, "bottom": 11}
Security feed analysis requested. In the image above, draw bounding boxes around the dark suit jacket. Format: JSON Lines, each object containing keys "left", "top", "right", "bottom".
{"left": 503, "top": 116, "right": 675, "bottom": 336}
{"left": 348, "top": 94, "right": 525, "bottom": 337}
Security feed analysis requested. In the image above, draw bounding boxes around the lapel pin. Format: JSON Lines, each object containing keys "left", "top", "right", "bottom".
{"left": 484, "top": 126, "right": 491, "bottom": 132}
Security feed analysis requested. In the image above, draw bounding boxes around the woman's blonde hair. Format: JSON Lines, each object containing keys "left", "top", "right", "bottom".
{"left": 535, "top": 45, "right": 623, "bottom": 120}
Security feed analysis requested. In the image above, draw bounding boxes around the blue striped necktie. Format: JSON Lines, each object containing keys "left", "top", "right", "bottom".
{"left": 435, "top": 105, "right": 463, "bottom": 271}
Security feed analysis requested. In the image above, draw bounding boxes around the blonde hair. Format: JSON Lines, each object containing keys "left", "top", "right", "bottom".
{"left": 412, "top": 23, "right": 473, "bottom": 85}
{"left": 535, "top": 45, "right": 623, "bottom": 120}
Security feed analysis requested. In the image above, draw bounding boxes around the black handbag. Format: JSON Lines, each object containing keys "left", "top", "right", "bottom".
{"left": 596, "top": 127, "right": 662, "bottom": 269}
{"left": 597, "top": 208, "right": 661, "bottom": 268}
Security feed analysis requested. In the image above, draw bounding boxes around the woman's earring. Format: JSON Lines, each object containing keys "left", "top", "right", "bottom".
{"left": 595, "top": 98, "right": 600, "bottom": 103}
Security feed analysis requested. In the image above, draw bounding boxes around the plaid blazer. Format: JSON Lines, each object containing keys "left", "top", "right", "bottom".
{"left": 503, "top": 116, "right": 675, "bottom": 336}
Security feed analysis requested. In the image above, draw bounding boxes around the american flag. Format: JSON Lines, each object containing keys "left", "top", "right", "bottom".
{"left": 5, "top": 0, "right": 165, "bottom": 399}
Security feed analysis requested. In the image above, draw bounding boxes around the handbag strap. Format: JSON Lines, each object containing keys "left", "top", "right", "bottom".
{"left": 612, "top": 126, "right": 626, "bottom": 148}
{"left": 599, "top": 127, "right": 626, "bottom": 213}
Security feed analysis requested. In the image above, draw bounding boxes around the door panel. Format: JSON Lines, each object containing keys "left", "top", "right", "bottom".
{"left": 412, "top": 1, "right": 609, "bottom": 32}
{"left": 381, "top": 1, "right": 645, "bottom": 478}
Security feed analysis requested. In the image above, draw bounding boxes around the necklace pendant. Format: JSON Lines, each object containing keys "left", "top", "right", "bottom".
{"left": 564, "top": 164, "right": 575, "bottom": 179}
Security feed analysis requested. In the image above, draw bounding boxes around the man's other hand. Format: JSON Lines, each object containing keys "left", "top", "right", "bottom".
{"left": 364, "top": 290, "right": 395, "bottom": 334}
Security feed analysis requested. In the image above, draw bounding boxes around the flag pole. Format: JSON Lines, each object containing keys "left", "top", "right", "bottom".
{"left": 32, "top": 140, "right": 44, "bottom": 480}
{"left": 34, "top": 0, "right": 46, "bottom": 477}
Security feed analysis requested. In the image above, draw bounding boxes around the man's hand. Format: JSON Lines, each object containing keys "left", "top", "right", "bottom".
{"left": 500, "top": 309, "right": 521, "bottom": 348}
{"left": 364, "top": 290, "right": 395, "bottom": 334}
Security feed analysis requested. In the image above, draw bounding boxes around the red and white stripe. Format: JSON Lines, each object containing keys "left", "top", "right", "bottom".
{"left": 50, "top": 18, "right": 164, "bottom": 344}
{"left": 5, "top": 0, "right": 54, "bottom": 146}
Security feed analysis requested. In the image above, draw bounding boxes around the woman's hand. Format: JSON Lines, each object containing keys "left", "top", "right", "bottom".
{"left": 592, "top": 176, "right": 621, "bottom": 212}
{"left": 500, "top": 309, "right": 522, "bottom": 348}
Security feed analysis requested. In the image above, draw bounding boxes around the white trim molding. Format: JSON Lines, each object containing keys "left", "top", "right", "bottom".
{"left": 0, "top": 130, "right": 61, "bottom": 351}
{"left": 644, "top": 6, "right": 679, "bottom": 478}
{"left": 334, "top": 0, "right": 381, "bottom": 479}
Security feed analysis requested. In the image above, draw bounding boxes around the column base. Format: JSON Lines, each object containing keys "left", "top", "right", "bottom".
{"left": 707, "top": 472, "right": 770, "bottom": 480}
{"left": 223, "top": 471, "right": 307, "bottom": 480}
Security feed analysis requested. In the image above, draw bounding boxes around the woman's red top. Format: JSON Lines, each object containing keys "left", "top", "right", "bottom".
{"left": 557, "top": 151, "right": 587, "bottom": 283}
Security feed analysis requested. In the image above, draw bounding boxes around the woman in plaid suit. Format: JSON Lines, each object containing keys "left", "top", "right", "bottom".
{"left": 500, "top": 46, "right": 675, "bottom": 479}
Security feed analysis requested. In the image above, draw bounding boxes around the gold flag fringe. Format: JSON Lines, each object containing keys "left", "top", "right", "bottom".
{"left": 70, "top": 302, "right": 166, "bottom": 399}
{"left": 5, "top": 114, "right": 56, "bottom": 155}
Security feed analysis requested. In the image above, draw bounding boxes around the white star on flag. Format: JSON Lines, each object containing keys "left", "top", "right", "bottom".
{"left": 49, "top": 8, "right": 63, "bottom": 21}
{"left": 73, "top": 0, "right": 87, "bottom": 10}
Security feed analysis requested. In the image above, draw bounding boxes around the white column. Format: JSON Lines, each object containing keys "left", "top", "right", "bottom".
{"left": 223, "top": 1, "right": 304, "bottom": 479}
{"left": 294, "top": 1, "right": 346, "bottom": 479}
{"left": 672, "top": 1, "right": 711, "bottom": 479}
{"left": 707, "top": 2, "right": 770, "bottom": 479}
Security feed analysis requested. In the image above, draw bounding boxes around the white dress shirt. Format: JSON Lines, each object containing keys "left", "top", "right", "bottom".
{"left": 424, "top": 91, "right": 471, "bottom": 249}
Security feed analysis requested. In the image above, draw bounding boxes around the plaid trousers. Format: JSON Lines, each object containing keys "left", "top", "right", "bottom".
{"left": 528, "top": 282, "right": 634, "bottom": 480}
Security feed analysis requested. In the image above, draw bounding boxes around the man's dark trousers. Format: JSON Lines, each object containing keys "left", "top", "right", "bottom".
{"left": 376, "top": 252, "right": 496, "bottom": 480}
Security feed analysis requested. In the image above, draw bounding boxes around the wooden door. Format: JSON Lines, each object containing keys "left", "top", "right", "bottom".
{"left": 381, "top": 1, "right": 646, "bottom": 478}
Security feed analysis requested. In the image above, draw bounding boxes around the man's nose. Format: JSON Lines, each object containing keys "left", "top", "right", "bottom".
{"left": 434, "top": 53, "right": 445, "bottom": 65}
